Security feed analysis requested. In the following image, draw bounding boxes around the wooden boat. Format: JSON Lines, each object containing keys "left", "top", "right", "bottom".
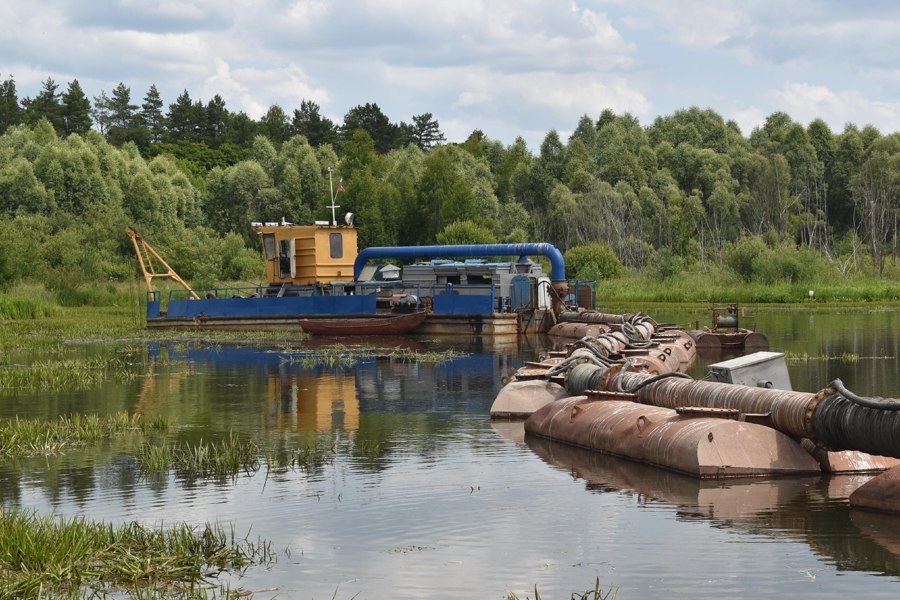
{"left": 297, "top": 311, "right": 427, "bottom": 336}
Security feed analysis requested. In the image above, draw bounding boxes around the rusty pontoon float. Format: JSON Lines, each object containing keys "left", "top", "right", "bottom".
{"left": 490, "top": 319, "right": 900, "bottom": 512}
{"left": 129, "top": 222, "right": 579, "bottom": 336}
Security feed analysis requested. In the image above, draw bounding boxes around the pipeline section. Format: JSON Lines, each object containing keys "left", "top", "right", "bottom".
{"left": 611, "top": 368, "right": 900, "bottom": 459}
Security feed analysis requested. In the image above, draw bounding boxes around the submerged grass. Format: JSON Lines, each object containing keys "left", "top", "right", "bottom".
{"left": 0, "top": 412, "right": 168, "bottom": 458}
{"left": 0, "top": 353, "right": 142, "bottom": 392}
{"left": 784, "top": 351, "right": 861, "bottom": 364}
{"left": 281, "top": 343, "right": 465, "bottom": 368}
{"left": 507, "top": 578, "right": 617, "bottom": 600}
{"left": 0, "top": 508, "right": 273, "bottom": 599}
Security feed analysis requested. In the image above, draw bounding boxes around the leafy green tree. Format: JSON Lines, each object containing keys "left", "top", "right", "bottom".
{"left": 274, "top": 135, "right": 324, "bottom": 219}
{"left": 0, "top": 75, "right": 24, "bottom": 133}
{"left": 416, "top": 148, "right": 477, "bottom": 243}
{"left": 60, "top": 79, "right": 92, "bottom": 135}
{"left": 258, "top": 104, "right": 291, "bottom": 145}
{"left": 564, "top": 242, "right": 624, "bottom": 280}
{"left": 539, "top": 130, "right": 566, "bottom": 181}
{"left": 828, "top": 126, "right": 865, "bottom": 235}
{"left": 292, "top": 100, "right": 337, "bottom": 147}
{"left": 0, "top": 157, "right": 53, "bottom": 214}
{"left": 339, "top": 129, "right": 383, "bottom": 182}
{"left": 436, "top": 220, "right": 497, "bottom": 245}
{"left": 206, "top": 160, "right": 280, "bottom": 237}
{"left": 852, "top": 136, "right": 900, "bottom": 274}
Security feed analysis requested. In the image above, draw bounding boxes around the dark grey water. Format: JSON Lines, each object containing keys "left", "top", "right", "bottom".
{"left": 2, "top": 306, "right": 899, "bottom": 598}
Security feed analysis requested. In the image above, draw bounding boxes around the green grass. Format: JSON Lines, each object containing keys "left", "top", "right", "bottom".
{"left": 0, "top": 294, "right": 59, "bottom": 319}
{"left": 0, "top": 509, "right": 273, "bottom": 599}
{"left": 597, "top": 271, "right": 900, "bottom": 305}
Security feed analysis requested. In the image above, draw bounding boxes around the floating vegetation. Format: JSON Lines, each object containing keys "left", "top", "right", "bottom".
{"left": 0, "top": 412, "right": 168, "bottom": 459}
{"left": 0, "top": 353, "right": 142, "bottom": 392}
{"left": 0, "top": 508, "right": 273, "bottom": 599}
{"left": 264, "top": 436, "right": 384, "bottom": 473}
{"left": 137, "top": 433, "right": 261, "bottom": 479}
{"left": 280, "top": 344, "right": 465, "bottom": 368}
{"left": 784, "top": 351, "right": 860, "bottom": 364}
{"left": 507, "top": 578, "right": 617, "bottom": 600}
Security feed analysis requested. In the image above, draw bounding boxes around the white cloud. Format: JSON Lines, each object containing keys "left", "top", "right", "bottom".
{"left": 770, "top": 81, "right": 900, "bottom": 131}
{"left": 728, "top": 106, "right": 766, "bottom": 136}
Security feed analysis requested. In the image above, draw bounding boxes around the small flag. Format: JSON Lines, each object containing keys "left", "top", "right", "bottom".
{"left": 337, "top": 178, "right": 345, "bottom": 193}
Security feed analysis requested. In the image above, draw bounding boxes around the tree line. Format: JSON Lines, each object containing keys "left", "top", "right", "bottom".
{"left": 0, "top": 73, "right": 898, "bottom": 297}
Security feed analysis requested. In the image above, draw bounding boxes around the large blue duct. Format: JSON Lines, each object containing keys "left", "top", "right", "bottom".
{"left": 353, "top": 243, "right": 566, "bottom": 283}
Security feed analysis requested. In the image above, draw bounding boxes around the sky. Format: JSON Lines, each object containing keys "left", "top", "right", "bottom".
{"left": 3, "top": 0, "right": 900, "bottom": 150}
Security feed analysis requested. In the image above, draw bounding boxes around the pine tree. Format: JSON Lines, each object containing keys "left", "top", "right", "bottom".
{"left": 204, "top": 94, "right": 228, "bottom": 146}
{"left": 107, "top": 82, "right": 139, "bottom": 145}
{"left": 91, "top": 90, "right": 112, "bottom": 136}
{"left": 140, "top": 84, "right": 165, "bottom": 143}
{"left": 0, "top": 75, "right": 23, "bottom": 133}
{"left": 22, "top": 77, "right": 63, "bottom": 134}
{"left": 166, "top": 89, "right": 204, "bottom": 142}
{"left": 411, "top": 113, "right": 445, "bottom": 150}
{"left": 61, "top": 79, "right": 92, "bottom": 135}
{"left": 292, "top": 100, "right": 337, "bottom": 147}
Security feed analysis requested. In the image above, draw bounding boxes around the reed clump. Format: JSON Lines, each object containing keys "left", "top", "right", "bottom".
{"left": 137, "top": 433, "right": 260, "bottom": 479}
{"left": 0, "top": 508, "right": 273, "bottom": 598}
{"left": 0, "top": 412, "right": 168, "bottom": 458}
{"left": 0, "top": 295, "right": 59, "bottom": 320}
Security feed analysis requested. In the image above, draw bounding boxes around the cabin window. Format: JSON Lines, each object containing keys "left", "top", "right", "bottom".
{"left": 263, "top": 234, "right": 276, "bottom": 259}
{"left": 329, "top": 233, "right": 343, "bottom": 258}
{"left": 278, "top": 240, "right": 293, "bottom": 278}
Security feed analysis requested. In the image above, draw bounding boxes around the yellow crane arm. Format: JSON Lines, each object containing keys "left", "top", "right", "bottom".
{"left": 126, "top": 226, "right": 200, "bottom": 300}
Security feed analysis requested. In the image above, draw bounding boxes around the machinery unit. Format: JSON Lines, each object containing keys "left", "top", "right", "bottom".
{"left": 706, "top": 351, "right": 792, "bottom": 391}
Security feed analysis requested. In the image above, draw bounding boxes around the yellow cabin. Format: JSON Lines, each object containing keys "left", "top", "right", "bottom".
{"left": 255, "top": 222, "right": 358, "bottom": 286}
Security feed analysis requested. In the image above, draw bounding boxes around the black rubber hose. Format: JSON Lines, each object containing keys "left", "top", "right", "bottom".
{"left": 617, "top": 371, "right": 694, "bottom": 393}
{"left": 830, "top": 379, "right": 900, "bottom": 411}
{"left": 812, "top": 393, "right": 900, "bottom": 457}
{"left": 566, "top": 363, "right": 609, "bottom": 396}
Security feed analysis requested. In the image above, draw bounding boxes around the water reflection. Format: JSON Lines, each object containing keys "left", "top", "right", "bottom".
{"left": 522, "top": 431, "right": 900, "bottom": 577}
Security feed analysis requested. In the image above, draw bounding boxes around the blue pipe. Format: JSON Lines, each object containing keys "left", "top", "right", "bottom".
{"left": 353, "top": 243, "right": 566, "bottom": 282}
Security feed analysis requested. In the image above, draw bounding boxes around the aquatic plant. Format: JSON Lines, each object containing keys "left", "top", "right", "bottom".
{"left": 280, "top": 344, "right": 465, "bottom": 368}
{"left": 137, "top": 433, "right": 260, "bottom": 479}
{"left": 0, "top": 412, "right": 168, "bottom": 458}
{"left": 0, "top": 508, "right": 273, "bottom": 598}
{"left": 506, "top": 578, "right": 617, "bottom": 600}
{"left": 783, "top": 351, "right": 861, "bottom": 364}
{"left": 0, "top": 353, "right": 142, "bottom": 392}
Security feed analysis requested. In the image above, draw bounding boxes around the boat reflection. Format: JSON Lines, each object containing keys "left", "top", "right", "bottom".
{"left": 513, "top": 427, "right": 900, "bottom": 577}
{"left": 144, "top": 340, "right": 528, "bottom": 433}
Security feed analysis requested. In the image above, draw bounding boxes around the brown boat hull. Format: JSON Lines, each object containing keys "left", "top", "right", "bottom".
{"left": 296, "top": 311, "right": 427, "bottom": 335}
